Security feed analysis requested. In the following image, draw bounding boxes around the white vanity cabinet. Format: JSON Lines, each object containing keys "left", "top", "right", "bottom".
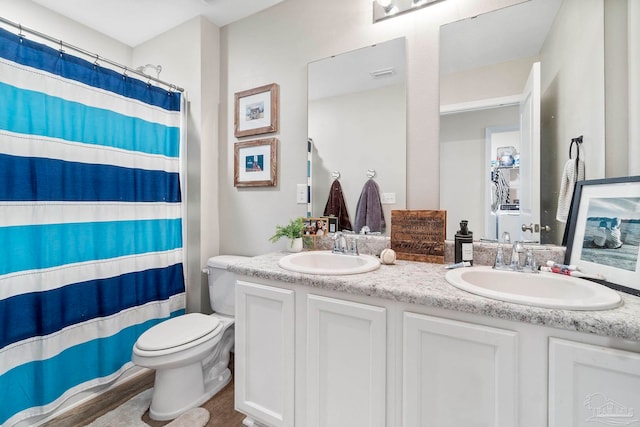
{"left": 549, "top": 338, "right": 640, "bottom": 427}
{"left": 403, "top": 312, "right": 518, "bottom": 427}
{"left": 306, "top": 294, "right": 387, "bottom": 427}
{"left": 235, "top": 280, "right": 295, "bottom": 427}
{"left": 234, "top": 273, "right": 640, "bottom": 427}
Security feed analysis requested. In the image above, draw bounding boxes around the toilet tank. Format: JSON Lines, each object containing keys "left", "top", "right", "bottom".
{"left": 206, "top": 255, "right": 249, "bottom": 316}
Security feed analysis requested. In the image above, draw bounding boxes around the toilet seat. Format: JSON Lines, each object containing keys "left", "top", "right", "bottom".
{"left": 135, "top": 313, "right": 222, "bottom": 356}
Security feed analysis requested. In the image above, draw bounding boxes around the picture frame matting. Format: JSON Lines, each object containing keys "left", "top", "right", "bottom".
{"left": 564, "top": 176, "right": 640, "bottom": 295}
{"left": 234, "top": 138, "right": 278, "bottom": 187}
{"left": 234, "top": 83, "right": 279, "bottom": 138}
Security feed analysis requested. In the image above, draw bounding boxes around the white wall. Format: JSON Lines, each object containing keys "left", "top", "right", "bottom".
{"left": 133, "top": 17, "right": 221, "bottom": 313}
{"left": 440, "top": 56, "right": 538, "bottom": 107}
{"left": 219, "top": 0, "right": 526, "bottom": 256}
{"left": 1, "top": 0, "right": 131, "bottom": 64}
{"left": 440, "top": 106, "right": 520, "bottom": 239}
{"left": 539, "top": 0, "right": 605, "bottom": 244}
{"left": 630, "top": 0, "right": 640, "bottom": 175}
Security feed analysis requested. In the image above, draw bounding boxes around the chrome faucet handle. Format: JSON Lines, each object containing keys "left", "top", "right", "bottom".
{"left": 522, "top": 248, "right": 538, "bottom": 273}
{"left": 332, "top": 231, "right": 345, "bottom": 253}
{"left": 493, "top": 245, "right": 508, "bottom": 270}
{"left": 344, "top": 234, "right": 359, "bottom": 256}
{"left": 510, "top": 241, "right": 525, "bottom": 271}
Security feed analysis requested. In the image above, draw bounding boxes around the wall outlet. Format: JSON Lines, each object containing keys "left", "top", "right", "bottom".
{"left": 296, "top": 184, "right": 307, "bottom": 204}
{"left": 381, "top": 192, "right": 396, "bottom": 204}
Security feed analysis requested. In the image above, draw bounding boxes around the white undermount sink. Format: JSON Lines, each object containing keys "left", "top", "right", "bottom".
{"left": 445, "top": 266, "right": 622, "bottom": 311}
{"left": 278, "top": 251, "right": 381, "bottom": 275}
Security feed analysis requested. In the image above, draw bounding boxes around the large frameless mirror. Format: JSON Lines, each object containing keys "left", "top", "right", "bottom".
{"left": 439, "top": 0, "right": 629, "bottom": 245}
{"left": 308, "top": 37, "right": 407, "bottom": 236}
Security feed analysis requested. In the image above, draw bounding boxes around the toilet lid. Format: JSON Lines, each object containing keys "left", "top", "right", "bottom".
{"left": 136, "top": 313, "right": 222, "bottom": 351}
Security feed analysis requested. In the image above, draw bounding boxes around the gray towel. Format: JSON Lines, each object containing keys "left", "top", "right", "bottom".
{"left": 354, "top": 180, "right": 385, "bottom": 233}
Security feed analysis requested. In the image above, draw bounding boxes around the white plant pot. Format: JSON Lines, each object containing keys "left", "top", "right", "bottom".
{"left": 288, "top": 237, "right": 303, "bottom": 253}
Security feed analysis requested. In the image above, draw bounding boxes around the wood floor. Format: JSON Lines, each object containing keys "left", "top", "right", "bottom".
{"left": 43, "top": 362, "right": 246, "bottom": 427}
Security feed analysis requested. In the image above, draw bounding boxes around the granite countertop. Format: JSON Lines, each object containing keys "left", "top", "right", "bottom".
{"left": 228, "top": 252, "right": 640, "bottom": 342}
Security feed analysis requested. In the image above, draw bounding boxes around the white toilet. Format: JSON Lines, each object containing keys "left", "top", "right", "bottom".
{"left": 132, "top": 255, "right": 248, "bottom": 421}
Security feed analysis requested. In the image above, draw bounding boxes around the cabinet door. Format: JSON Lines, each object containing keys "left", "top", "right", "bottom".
{"left": 549, "top": 338, "right": 640, "bottom": 427}
{"left": 235, "top": 281, "right": 295, "bottom": 427}
{"left": 403, "top": 312, "right": 518, "bottom": 427}
{"left": 306, "top": 294, "right": 386, "bottom": 427}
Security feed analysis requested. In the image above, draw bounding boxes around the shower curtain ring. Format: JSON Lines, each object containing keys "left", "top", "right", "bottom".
{"left": 59, "top": 40, "right": 64, "bottom": 57}
{"left": 94, "top": 54, "right": 99, "bottom": 68}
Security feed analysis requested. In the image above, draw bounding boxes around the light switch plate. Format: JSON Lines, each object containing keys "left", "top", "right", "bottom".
{"left": 296, "top": 184, "right": 307, "bottom": 204}
{"left": 381, "top": 192, "right": 396, "bottom": 204}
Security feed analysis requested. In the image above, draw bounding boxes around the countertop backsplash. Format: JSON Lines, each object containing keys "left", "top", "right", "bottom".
{"left": 305, "top": 235, "right": 565, "bottom": 267}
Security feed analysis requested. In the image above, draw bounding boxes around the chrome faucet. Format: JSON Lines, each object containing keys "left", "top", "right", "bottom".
{"left": 359, "top": 225, "right": 381, "bottom": 236}
{"left": 494, "top": 232, "right": 538, "bottom": 273}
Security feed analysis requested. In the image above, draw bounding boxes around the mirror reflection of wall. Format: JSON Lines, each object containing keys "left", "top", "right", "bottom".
{"left": 440, "top": 107, "right": 519, "bottom": 240}
{"left": 439, "top": 0, "right": 633, "bottom": 245}
{"left": 308, "top": 37, "right": 407, "bottom": 235}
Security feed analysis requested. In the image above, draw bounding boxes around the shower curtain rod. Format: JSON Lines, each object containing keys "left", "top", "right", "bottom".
{"left": 0, "top": 16, "right": 184, "bottom": 92}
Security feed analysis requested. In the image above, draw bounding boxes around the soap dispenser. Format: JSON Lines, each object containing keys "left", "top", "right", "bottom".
{"left": 454, "top": 220, "right": 473, "bottom": 265}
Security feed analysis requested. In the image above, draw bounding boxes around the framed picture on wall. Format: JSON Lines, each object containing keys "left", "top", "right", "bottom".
{"left": 234, "top": 138, "right": 278, "bottom": 187}
{"left": 234, "top": 83, "right": 279, "bottom": 138}
{"left": 564, "top": 175, "right": 640, "bottom": 295}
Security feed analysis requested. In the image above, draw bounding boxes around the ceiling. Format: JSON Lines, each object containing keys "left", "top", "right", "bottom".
{"left": 28, "top": 0, "right": 563, "bottom": 85}
{"left": 31, "top": 0, "right": 284, "bottom": 47}
{"left": 309, "top": 0, "right": 562, "bottom": 101}
{"left": 440, "top": 0, "right": 563, "bottom": 75}
{"left": 309, "top": 37, "right": 407, "bottom": 101}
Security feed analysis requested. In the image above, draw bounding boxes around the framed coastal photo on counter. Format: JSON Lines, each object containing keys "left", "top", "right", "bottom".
{"left": 234, "top": 83, "right": 279, "bottom": 138}
{"left": 234, "top": 138, "right": 278, "bottom": 187}
{"left": 564, "top": 176, "right": 640, "bottom": 295}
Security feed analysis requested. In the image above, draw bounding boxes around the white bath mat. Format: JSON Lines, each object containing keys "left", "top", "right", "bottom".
{"left": 86, "top": 389, "right": 210, "bottom": 427}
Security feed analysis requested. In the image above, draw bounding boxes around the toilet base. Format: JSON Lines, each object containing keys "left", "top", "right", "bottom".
{"left": 149, "top": 366, "right": 232, "bottom": 421}
{"left": 242, "top": 416, "right": 269, "bottom": 426}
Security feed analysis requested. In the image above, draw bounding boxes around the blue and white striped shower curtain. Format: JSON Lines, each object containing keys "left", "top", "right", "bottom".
{"left": 0, "top": 27, "right": 186, "bottom": 425}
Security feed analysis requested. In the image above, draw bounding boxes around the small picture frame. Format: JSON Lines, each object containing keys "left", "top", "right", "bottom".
{"left": 234, "top": 83, "right": 279, "bottom": 138}
{"left": 564, "top": 176, "right": 640, "bottom": 295}
{"left": 304, "top": 217, "right": 329, "bottom": 237}
{"left": 234, "top": 138, "right": 278, "bottom": 187}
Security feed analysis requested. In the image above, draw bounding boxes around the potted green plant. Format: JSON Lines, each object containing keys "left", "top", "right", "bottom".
{"left": 269, "top": 217, "right": 305, "bottom": 252}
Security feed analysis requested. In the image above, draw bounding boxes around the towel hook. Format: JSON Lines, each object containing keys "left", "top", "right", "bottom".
{"left": 569, "top": 135, "right": 583, "bottom": 160}
{"left": 331, "top": 171, "right": 341, "bottom": 180}
{"left": 366, "top": 169, "right": 376, "bottom": 179}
